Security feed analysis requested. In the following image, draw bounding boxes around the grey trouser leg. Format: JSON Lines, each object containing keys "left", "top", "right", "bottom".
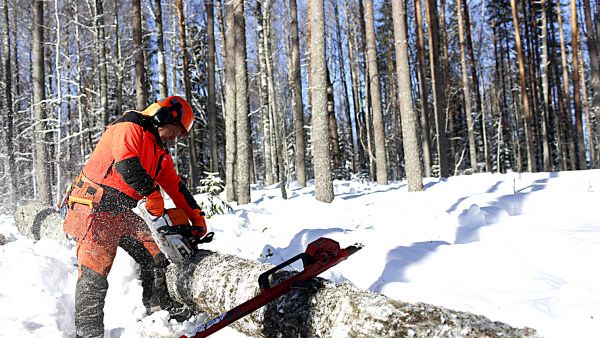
{"left": 75, "top": 266, "right": 108, "bottom": 338}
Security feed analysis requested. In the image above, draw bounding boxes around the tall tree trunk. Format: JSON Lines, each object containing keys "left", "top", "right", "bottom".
{"left": 344, "top": 0, "right": 366, "bottom": 172}
{"left": 3, "top": 0, "right": 17, "bottom": 210}
{"left": 582, "top": 0, "right": 600, "bottom": 167}
{"left": 333, "top": 0, "right": 355, "bottom": 174}
{"left": 132, "top": 0, "right": 147, "bottom": 110}
{"left": 462, "top": 0, "right": 489, "bottom": 172}
{"left": 424, "top": 0, "right": 449, "bottom": 177}
{"left": 556, "top": 1, "right": 577, "bottom": 169}
{"left": 569, "top": 0, "right": 587, "bottom": 169}
{"left": 548, "top": 7, "right": 567, "bottom": 170}
{"left": 364, "top": 0, "right": 388, "bottom": 184}
{"left": 207, "top": 0, "right": 218, "bottom": 173}
{"left": 456, "top": 0, "right": 478, "bottom": 173}
{"left": 113, "top": 1, "right": 123, "bottom": 115}
{"left": 579, "top": 42, "right": 595, "bottom": 167}
{"left": 176, "top": 0, "right": 199, "bottom": 187}
{"left": 289, "top": 0, "right": 307, "bottom": 187}
{"left": 539, "top": 0, "right": 552, "bottom": 171}
{"left": 310, "top": 0, "right": 334, "bottom": 203}
{"left": 224, "top": 0, "right": 237, "bottom": 202}
{"left": 358, "top": 0, "right": 375, "bottom": 179}
{"left": 265, "top": 2, "right": 287, "bottom": 199}
{"left": 492, "top": 14, "right": 506, "bottom": 172}
{"left": 234, "top": 0, "right": 251, "bottom": 204}
{"left": 510, "top": 0, "right": 537, "bottom": 172}
{"left": 257, "top": 1, "right": 274, "bottom": 185}
{"left": 392, "top": 0, "right": 423, "bottom": 191}
{"left": 96, "top": 0, "right": 109, "bottom": 125}
{"left": 327, "top": 66, "right": 342, "bottom": 171}
{"left": 414, "top": 0, "right": 432, "bottom": 177}
{"left": 54, "top": 0, "right": 64, "bottom": 203}
{"left": 32, "top": 0, "right": 52, "bottom": 204}
{"left": 155, "top": 0, "right": 168, "bottom": 99}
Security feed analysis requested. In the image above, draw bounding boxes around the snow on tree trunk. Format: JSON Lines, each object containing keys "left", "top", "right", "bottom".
{"left": 166, "top": 250, "right": 537, "bottom": 338}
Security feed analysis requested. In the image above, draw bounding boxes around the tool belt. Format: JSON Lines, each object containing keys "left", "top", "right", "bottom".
{"left": 62, "top": 172, "right": 105, "bottom": 239}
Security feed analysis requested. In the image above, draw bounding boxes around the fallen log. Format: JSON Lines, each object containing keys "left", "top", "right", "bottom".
{"left": 13, "top": 202, "right": 66, "bottom": 241}
{"left": 166, "top": 250, "right": 537, "bottom": 338}
{"left": 16, "top": 205, "right": 538, "bottom": 337}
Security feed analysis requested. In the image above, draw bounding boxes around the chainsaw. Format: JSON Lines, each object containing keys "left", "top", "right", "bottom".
{"left": 137, "top": 200, "right": 214, "bottom": 265}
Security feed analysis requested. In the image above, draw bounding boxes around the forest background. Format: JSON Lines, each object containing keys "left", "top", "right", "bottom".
{"left": 0, "top": 0, "right": 599, "bottom": 210}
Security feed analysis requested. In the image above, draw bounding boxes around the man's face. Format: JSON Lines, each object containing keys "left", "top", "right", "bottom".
{"left": 157, "top": 124, "right": 183, "bottom": 144}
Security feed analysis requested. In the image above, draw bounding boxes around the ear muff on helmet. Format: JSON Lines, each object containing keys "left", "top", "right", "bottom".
{"left": 150, "top": 96, "right": 194, "bottom": 136}
{"left": 152, "top": 100, "right": 182, "bottom": 127}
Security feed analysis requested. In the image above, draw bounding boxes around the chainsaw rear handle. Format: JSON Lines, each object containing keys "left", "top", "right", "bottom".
{"left": 258, "top": 253, "right": 314, "bottom": 290}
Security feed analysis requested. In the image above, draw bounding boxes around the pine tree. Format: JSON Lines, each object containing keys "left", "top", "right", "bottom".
{"left": 391, "top": 0, "right": 423, "bottom": 192}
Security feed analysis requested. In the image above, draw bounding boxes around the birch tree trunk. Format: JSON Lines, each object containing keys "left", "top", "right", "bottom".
{"left": 155, "top": 0, "right": 169, "bottom": 99}
{"left": 310, "top": 0, "right": 334, "bottom": 203}
{"left": 3, "top": 0, "right": 17, "bottom": 211}
{"left": 32, "top": 0, "right": 52, "bottom": 205}
{"left": 456, "top": 0, "right": 478, "bottom": 173}
{"left": 225, "top": 0, "right": 237, "bottom": 202}
{"left": 132, "top": 0, "right": 147, "bottom": 111}
{"left": 364, "top": 0, "right": 388, "bottom": 184}
{"left": 206, "top": 0, "right": 218, "bottom": 173}
{"left": 234, "top": 0, "right": 251, "bottom": 204}
{"left": 289, "top": 0, "right": 307, "bottom": 187}
{"left": 392, "top": 0, "right": 423, "bottom": 192}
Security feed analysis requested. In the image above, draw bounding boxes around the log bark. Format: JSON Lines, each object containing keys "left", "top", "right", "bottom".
{"left": 166, "top": 250, "right": 536, "bottom": 338}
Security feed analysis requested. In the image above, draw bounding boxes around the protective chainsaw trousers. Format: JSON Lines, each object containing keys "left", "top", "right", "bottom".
{"left": 72, "top": 210, "right": 165, "bottom": 337}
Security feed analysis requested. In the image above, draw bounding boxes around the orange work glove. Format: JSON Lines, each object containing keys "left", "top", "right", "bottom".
{"left": 189, "top": 210, "right": 207, "bottom": 237}
{"left": 145, "top": 186, "right": 165, "bottom": 217}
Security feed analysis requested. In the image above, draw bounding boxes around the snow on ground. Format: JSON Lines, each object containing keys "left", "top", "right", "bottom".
{"left": 1, "top": 170, "right": 600, "bottom": 337}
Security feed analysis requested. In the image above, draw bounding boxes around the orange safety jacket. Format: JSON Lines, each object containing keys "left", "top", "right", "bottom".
{"left": 81, "top": 111, "right": 203, "bottom": 222}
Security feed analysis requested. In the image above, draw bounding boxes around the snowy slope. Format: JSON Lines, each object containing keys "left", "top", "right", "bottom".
{"left": 1, "top": 170, "right": 600, "bottom": 337}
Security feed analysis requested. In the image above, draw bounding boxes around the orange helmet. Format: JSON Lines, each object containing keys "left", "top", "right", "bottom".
{"left": 152, "top": 96, "right": 194, "bottom": 136}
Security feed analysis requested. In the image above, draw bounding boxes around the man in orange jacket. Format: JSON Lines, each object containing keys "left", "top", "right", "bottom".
{"left": 62, "top": 96, "right": 206, "bottom": 338}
